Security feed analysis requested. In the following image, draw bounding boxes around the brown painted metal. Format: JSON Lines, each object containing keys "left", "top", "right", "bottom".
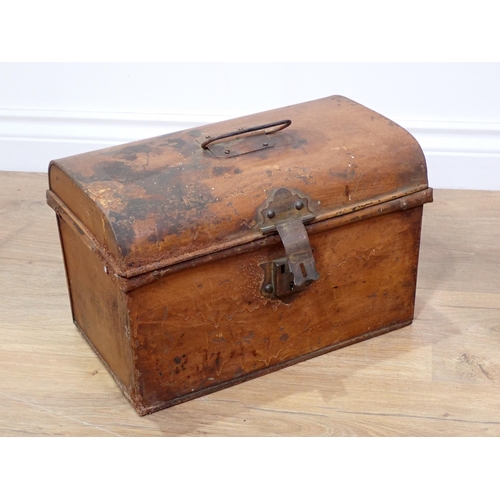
{"left": 47, "top": 95, "right": 433, "bottom": 415}
{"left": 48, "top": 95, "right": 429, "bottom": 279}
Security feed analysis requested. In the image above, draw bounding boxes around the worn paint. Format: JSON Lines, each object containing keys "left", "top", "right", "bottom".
{"left": 121, "top": 206, "right": 426, "bottom": 409}
{"left": 49, "top": 95, "right": 429, "bottom": 279}
{"left": 47, "top": 95, "right": 433, "bottom": 416}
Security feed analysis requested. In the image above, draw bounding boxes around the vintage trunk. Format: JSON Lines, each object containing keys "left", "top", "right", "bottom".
{"left": 47, "top": 95, "right": 433, "bottom": 416}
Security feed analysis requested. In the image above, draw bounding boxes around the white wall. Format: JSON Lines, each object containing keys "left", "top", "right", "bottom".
{"left": 1, "top": 63, "right": 499, "bottom": 189}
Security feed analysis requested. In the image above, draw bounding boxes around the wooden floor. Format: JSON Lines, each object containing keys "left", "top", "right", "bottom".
{"left": 1, "top": 171, "right": 499, "bottom": 436}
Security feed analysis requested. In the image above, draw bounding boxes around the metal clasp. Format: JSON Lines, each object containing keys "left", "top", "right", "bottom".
{"left": 258, "top": 188, "right": 319, "bottom": 299}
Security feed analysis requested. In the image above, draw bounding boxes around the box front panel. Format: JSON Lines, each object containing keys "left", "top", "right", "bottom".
{"left": 127, "top": 207, "right": 423, "bottom": 414}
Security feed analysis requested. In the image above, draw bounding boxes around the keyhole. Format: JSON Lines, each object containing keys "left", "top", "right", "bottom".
{"left": 300, "top": 262, "right": 307, "bottom": 278}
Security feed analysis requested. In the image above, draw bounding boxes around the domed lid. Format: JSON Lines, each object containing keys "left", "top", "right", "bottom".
{"left": 48, "top": 95, "right": 428, "bottom": 278}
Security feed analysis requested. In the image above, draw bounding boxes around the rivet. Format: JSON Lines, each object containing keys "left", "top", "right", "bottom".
{"left": 263, "top": 142, "right": 269, "bottom": 147}
{"left": 224, "top": 149, "right": 230, "bottom": 154}
{"left": 295, "top": 200, "right": 304, "bottom": 210}
{"left": 264, "top": 283, "right": 273, "bottom": 293}
{"left": 266, "top": 209, "right": 276, "bottom": 219}
{"left": 205, "top": 135, "right": 211, "bottom": 139}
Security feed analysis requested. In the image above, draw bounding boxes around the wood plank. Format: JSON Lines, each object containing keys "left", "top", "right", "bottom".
{"left": 1, "top": 171, "right": 500, "bottom": 436}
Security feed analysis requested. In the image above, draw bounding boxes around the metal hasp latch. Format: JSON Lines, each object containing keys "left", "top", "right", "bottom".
{"left": 259, "top": 188, "right": 320, "bottom": 299}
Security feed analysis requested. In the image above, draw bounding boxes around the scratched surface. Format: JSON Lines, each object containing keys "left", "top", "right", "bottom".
{"left": 45, "top": 96, "right": 431, "bottom": 415}
{"left": 48, "top": 95, "right": 428, "bottom": 277}
{"left": 1, "top": 172, "right": 500, "bottom": 435}
{"left": 58, "top": 189, "right": 423, "bottom": 415}
{"left": 125, "top": 208, "right": 422, "bottom": 413}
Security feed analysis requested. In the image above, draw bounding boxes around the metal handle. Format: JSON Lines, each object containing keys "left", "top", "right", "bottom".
{"left": 200, "top": 119, "right": 291, "bottom": 149}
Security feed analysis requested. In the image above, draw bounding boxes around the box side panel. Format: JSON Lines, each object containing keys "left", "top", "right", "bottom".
{"left": 57, "top": 215, "right": 136, "bottom": 398}
{"left": 128, "top": 206, "right": 423, "bottom": 414}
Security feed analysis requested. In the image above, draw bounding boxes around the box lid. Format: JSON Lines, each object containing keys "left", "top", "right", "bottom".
{"left": 48, "top": 95, "right": 429, "bottom": 279}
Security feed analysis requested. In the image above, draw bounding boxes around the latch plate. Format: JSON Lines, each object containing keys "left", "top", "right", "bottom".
{"left": 260, "top": 257, "right": 311, "bottom": 299}
{"left": 258, "top": 188, "right": 320, "bottom": 299}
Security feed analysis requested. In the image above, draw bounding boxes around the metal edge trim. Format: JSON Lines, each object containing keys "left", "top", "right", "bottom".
{"left": 47, "top": 187, "right": 433, "bottom": 292}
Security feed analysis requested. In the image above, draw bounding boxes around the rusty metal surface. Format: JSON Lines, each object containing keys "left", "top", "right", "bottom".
{"left": 256, "top": 187, "right": 319, "bottom": 293}
{"left": 258, "top": 187, "right": 315, "bottom": 234}
{"left": 45, "top": 95, "right": 434, "bottom": 416}
{"left": 48, "top": 95, "right": 429, "bottom": 278}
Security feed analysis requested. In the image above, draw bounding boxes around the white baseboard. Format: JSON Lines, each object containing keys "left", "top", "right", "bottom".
{"left": 1, "top": 109, "right": 499, "bottom": 190}
{"left": 404, "top": 120, "right": 500, "bottom": 190}
{"left": 0, "top": 109, "right": 224, "bottom": 174}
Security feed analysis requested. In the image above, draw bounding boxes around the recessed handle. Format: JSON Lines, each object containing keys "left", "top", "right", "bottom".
{"left": 200, "top": 119, "right": 291, "bottom": 149}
